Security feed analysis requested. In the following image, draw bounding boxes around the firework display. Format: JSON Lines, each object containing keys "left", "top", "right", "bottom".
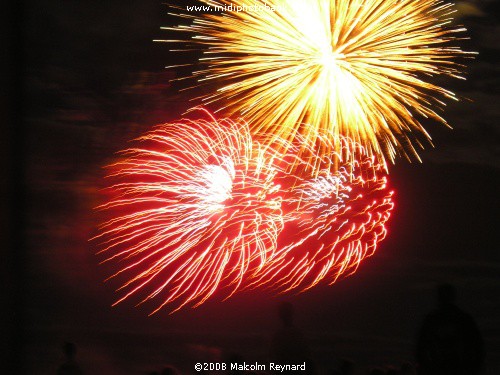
{"left": 94, "top": 111, "right": 285, "bottom": 313}
{"left": 247, "top": 136, "right": 394, "bottom": 293}
{"left": 93, "top": 0, "right": 471, "bottom": 313}
{"left": 165, "top": 0, "right": 470, "bottom": 164}
{"left": 95, "top": 119, "right": 394, "bottom": 312}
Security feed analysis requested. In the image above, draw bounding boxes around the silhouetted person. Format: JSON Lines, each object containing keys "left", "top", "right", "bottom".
{"left": 270, "top": 302, "right": 312, "bottom": 373}
{"left": 160, "top": 365, "right": 178, "bottom": 375}
{"left": 416, "top": 283, "right": 484, "bottom": 375}
{"left": 399, "top": 362, "right": 416, "bottom": 375}
{"left": 226, "top": 352, "right": 244, "bottom": 375}
{"left": 57, "top": 342, "right": 83, "bottom": 375}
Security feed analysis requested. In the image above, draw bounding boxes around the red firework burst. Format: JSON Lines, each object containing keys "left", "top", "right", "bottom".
{"left": 247, "top": 135, "right": 395, "bottom": 293}
{"left": 94, "top": 110, "right": 284, "bottom": 314}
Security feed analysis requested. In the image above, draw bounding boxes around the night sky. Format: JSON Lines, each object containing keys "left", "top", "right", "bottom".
{"left": 5, "top": 1, "right": 500, "bottom": 374}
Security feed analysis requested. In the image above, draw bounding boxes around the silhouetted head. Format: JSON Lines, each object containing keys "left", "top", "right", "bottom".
{"left": 278, "top": 301, "right": 294, "bottom": 327}
{"left": 62, "top": 342, "right": 77, "bottom": 360}
{"left": 161, "top": 366, "right": 177, "bottom": 375}
{"left": 437, "top": 283, "right": 456, "bottom": 307}
{"left": 399, "top": 362, "right": 416, "bottom": 375}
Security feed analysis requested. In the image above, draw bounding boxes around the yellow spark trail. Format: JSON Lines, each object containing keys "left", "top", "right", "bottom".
{"left": 164, "top": 0, "right": 473, "bottom": 166}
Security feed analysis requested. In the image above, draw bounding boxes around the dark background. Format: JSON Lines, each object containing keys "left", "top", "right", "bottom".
{"left": 4, "top": 0, "right": 499, "bottom": 374}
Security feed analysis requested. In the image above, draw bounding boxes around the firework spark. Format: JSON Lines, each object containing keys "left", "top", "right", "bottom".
{"left": 246, "top": 136, "right": 394, "bottom": 293}
{"left": 163, "top": 0, "right": 472, "bottom": 164}
{"left": 94, "top": 110, "right": 285, "bottom": 313}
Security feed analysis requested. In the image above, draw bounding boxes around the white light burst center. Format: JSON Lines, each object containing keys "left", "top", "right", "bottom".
{"left": 198, "top": 159, "right": 235, "bottom": 211}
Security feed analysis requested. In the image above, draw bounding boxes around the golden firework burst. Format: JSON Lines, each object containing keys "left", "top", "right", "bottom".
{"left": 161, "top": 0, "right": 473, "bottom": 165}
